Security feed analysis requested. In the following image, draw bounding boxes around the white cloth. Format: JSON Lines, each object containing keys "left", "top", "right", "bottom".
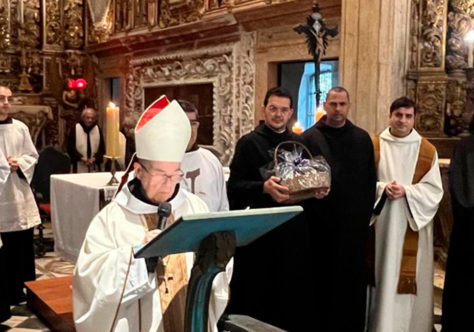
{"left": 181, "top": 148, "right": 229, "bottom": 212}
{"left": 73, "top": 184, "right": 232, "bottom": 332}
{"left": 368, "top": 128, "right": 443, "bottom": 332}
{"left": 50, "top": 172, "right": 123, "bottom": 262}
{"left": 0, "top": 119, "right": 40, "bottom": 232}
{"left": 75, "top": 123, "right": 101, "bottom": 173}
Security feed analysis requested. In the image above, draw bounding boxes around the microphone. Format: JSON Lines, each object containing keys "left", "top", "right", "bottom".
{"left": 157, "top": 202, "right": 172, "bottom": 230}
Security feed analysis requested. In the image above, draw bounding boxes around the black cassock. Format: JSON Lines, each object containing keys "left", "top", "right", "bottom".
{"left": 0, "top": 245, "right": 11, "bottom": 323}
{"left": 226, "top": 124, "right": 313, "bottom": 331}
{"left": 441, "top": 134, "right": 474, "bottom": 332}
{"left": 301, "top": 116, "right": 376, "bottom": 332}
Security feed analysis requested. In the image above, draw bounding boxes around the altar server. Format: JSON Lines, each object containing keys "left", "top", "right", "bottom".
{"left": 178, "top": 100, "right": 229, "bottom": 212}
{"left": 0, "top": 85, "right": 40, "bottom": 305}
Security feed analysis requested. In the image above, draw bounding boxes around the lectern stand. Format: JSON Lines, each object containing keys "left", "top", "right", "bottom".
{"left": 134, "top": 206, "right": 303, "bottom": 332}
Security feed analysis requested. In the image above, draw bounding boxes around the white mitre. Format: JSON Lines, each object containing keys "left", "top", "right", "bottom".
{"left": 135, "top": 95, "right": 191, "bottom": 162}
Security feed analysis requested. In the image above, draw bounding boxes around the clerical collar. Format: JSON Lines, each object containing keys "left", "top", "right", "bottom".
{"left": 128, "top": 177, "right": 179, "bottom": 206}
{"left": 79, "top": 120, "right": 97, "bottom": 133}
{"left": 388, "top": 127, "right": 413, "bottom": 138}
{"left": 264, "top": 124, "right": 287, "bottom": 134}
{"left": 0, "top": 116, "right": 12, "bottom": 125}
{"left": 317, "top": 115, "right": 353, "bottom": 132}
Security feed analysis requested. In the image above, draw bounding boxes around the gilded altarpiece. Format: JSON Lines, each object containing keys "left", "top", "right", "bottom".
{"left": 407, "top": 0, "right": 474, "bottom": 139}
{"left": 125, "top": 32, "right": 256, "bottom": 165}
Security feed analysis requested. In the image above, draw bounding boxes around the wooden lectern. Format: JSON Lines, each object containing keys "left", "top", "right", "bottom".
{"left": 134, "top": 206, "right": 303, "bottom": 332}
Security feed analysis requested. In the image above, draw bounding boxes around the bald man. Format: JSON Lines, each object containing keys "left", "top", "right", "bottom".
{"left": 67, "top": 107, "right": 105, "bottom": 172}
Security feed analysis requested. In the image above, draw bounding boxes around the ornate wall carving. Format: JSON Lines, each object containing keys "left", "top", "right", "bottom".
{"left": 45, "top": 0, "right": 63, "bottom": 47}
{"left": 420, "top": 0, "right": 446, "bottom": 68}
{"left": 446, "top": 0, "right": 473, "bottom": 70}
{"left": 415, "top": 82, "right": 447, "bottom": 134}
{"left": 159, "top": 0, "right": 205, "bottom": 28}
{"left": 408, "top": 0, "right": 450, "bottom": 138}
{"left": 125, "top": 32, "right": 256, "bottom": 165}
{"left": 64, "top": 0, "right": 84, "bottom": 49}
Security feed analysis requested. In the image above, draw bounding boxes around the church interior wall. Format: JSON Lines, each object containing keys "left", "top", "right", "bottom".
{"left": 0, "top": 0, "right": 472, "bottom": 268}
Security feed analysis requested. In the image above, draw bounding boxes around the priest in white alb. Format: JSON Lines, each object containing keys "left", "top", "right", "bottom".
{"left": 367, "top": 97, "right": 443, "bottom": 332}
{"left": 73, "top": 96, "right": 231, "bottom": 332}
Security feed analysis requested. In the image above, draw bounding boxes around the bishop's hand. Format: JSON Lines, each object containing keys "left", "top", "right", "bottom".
{"left": 142, "top": 229, "right": 161, "bottom": 244}
{"left": 263, "top": 176, "right": 290, "bottom": 203}
{"left": 141, "top": 229, "right": 162, "bottom": 273}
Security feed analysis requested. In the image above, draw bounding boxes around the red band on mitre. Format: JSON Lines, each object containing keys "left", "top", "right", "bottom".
{"left": 135, "top": 95, "right": 170, "bottom": 131}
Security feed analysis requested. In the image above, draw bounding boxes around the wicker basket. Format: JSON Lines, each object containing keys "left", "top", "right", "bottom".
{"left": 274, "top": 140, "right": 330, "bottom": 204}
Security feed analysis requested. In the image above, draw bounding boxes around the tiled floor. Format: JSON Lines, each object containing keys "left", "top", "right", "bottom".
{"left": 0, "top": 223, "right": 74, "bottom": 332}
{"left": 0, "top": 222, "right": 447, "bottom": 331}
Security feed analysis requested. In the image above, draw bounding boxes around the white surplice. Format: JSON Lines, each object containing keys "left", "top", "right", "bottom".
{"left": 367, "top": 128, "right": 443, "bottom": 332}
{"left": 73, "top": 184, "right": 232, "bottom": 332}
{"left": 0, "top": 119, "right": 40, "bottom": 232}
{"left": 181, "top": 148, "right": 229, "bottom": 212}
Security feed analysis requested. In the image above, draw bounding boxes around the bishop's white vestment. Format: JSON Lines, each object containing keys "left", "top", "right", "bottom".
{"left": 73, "top": 183, "right": 232, "bottom": 332}
{"left": 367, "top": 128, "right": 443, "bottom": 332}
{"left": 0, "top": 118, "right": 40, "bottom": 232}
{"left": 180, "top": 147, "right": 229, "bottom": 212}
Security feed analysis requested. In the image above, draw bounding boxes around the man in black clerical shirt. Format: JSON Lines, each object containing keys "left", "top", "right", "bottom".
{"left": 302, "top": 86, "right": 376, "bottom": 332}
{"left": 441, "top": 117, "right": 474, "bottom": 332}
{"left": 67, "top": 107, "right": 105, "bottom": 173}
{"left": 226, "top": 87, "right": 324, "bottom": 331}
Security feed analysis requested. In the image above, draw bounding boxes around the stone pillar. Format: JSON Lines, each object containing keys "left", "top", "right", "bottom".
{"left": 340, "top": 0, "right": 412, "bottom": 134}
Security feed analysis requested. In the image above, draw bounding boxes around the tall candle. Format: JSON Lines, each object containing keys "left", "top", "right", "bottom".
{"left": 106, "top": 102, "right": 120, "bottom": 157}
{"left": 292, "top": 121, "right": 304, "bottom": 135}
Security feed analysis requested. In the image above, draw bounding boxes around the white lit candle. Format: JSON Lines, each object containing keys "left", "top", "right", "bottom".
{"left": 292, "top": 121, "right": 304, "bottom": 135}
{"left": 106, "top": 102, "right": 120, "bottom": 158}
{"left": 315, "top": 107, "right": 326, "bottom": 123}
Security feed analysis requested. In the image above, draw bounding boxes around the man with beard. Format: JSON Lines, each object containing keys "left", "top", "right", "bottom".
{"left": 67, "top": 107, "right": 105, "bottom": 172}
{"left": 226, "top": 87, "right": 324, "bottom": 331}
{"left": 0, "top": 85, "right": 41, "bottom": 305}
{"left": 302, "top": 86, "right": 376, "bottom": 332}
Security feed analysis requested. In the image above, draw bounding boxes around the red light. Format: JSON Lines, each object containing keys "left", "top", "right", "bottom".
{"left": 68, "top": 78, "right": 87, "bottom": 90}
{"left": 76, "top": 79, "right": 87, "bottom": 89}
{"left": 68, "top": 79, "right": 76, "bottom": 89}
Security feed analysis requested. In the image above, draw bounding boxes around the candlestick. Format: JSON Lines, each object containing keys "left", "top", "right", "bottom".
{"left": 292, "top": 121, "right": 304, "bottom": 135}
{"left": 105, "top": 156, "right": 119, "bottom": 186}
{"left": 106, "top": 102, "right": 120, "bottom": 158}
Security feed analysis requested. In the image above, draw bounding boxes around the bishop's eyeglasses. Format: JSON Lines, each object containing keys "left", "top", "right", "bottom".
{"left": 138, "top": 161, "right": 183, "bottom": 184}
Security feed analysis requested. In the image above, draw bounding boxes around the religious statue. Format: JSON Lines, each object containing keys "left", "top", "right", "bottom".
{"left": 294, "top": 2, "right": 338, "bottom": 108}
